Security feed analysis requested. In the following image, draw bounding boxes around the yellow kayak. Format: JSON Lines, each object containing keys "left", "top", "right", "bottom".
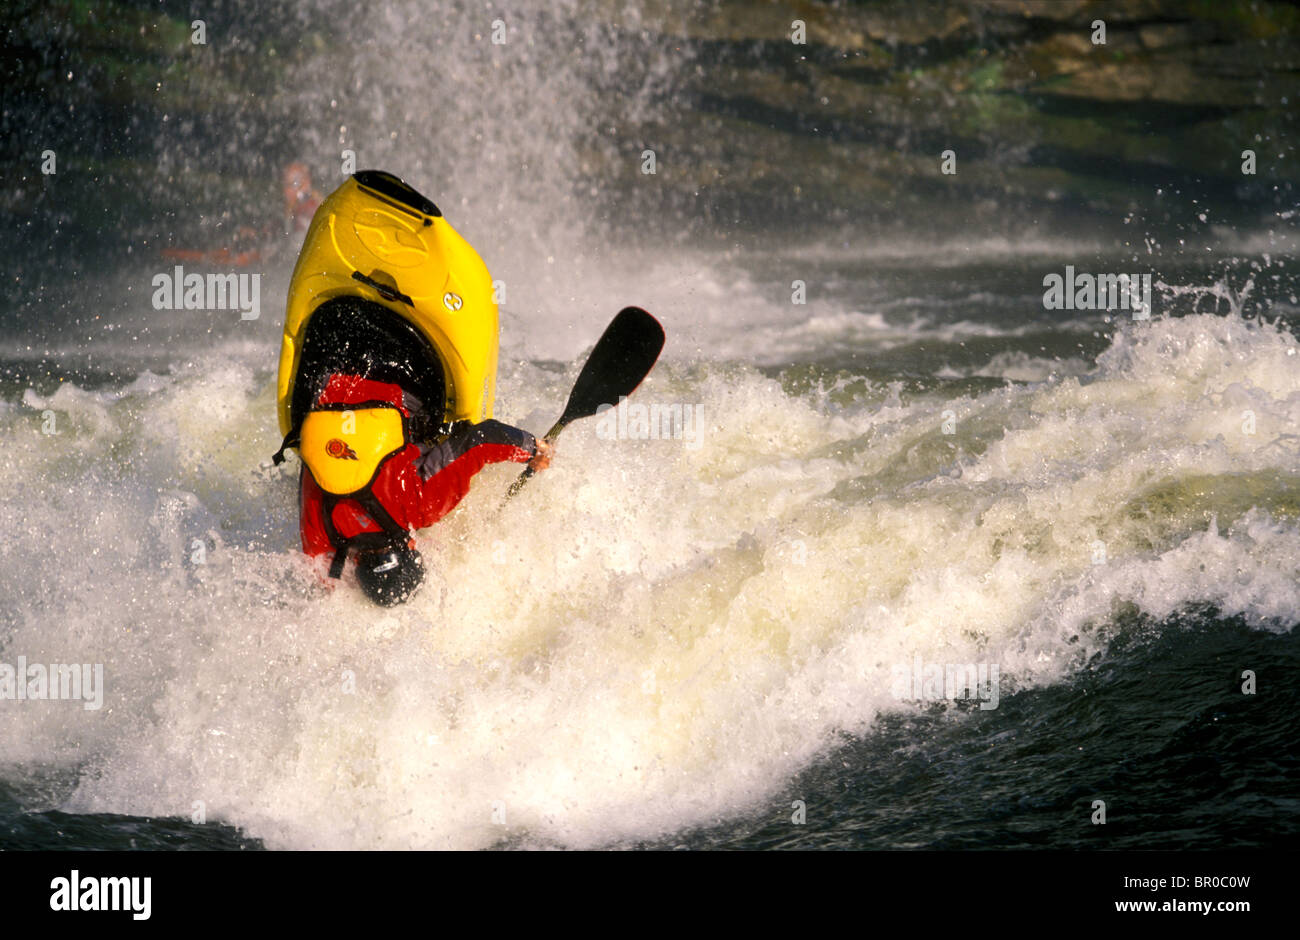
{"left": 276, "top": 170, "right": 500, "bottom": 440}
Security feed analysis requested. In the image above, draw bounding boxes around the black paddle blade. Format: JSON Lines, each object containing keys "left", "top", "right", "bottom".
{"left": 551, "top": 306, "right": 664, "bottom": 437}
{"left": 505, "top": 307, "right": 664, "bottom": 501}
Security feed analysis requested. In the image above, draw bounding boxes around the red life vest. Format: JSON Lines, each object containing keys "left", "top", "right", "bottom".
{"left": 273, "top": 373, "right": 534, "bottom": 577}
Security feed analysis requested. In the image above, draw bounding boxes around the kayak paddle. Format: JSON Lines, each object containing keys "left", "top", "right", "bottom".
{"left": 506, "top": 306, "right": 665, "bottom": 499}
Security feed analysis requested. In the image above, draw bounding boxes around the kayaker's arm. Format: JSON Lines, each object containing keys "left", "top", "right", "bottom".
{"left": 415, "top": 419, "right": 539, "bottom": 480}
{"left": 402, "top": 420, "right": 544, "bottom": 530}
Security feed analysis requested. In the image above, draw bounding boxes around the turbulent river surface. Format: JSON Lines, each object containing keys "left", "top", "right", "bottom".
{"left": 1, "top": 1, "right": 1297, "bottom": 850}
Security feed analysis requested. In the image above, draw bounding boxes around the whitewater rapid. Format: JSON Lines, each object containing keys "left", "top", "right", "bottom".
{"left": 1, "top": 307, "right": 1296, "bottom": 848}
{"left": 3, "top": 0, "right": 1297, "bottom": 849}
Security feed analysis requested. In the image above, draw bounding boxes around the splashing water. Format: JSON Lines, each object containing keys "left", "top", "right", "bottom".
{"left": 2, "top": 0, "right": 1298, "bottom": 850}
{"left": 0, "top": 307, "right": 1295, "bottom": 848}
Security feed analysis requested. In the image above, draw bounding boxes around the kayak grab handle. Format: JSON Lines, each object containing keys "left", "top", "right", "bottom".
{"left": 352, "top": 270, "right": 414, "bottom": 307}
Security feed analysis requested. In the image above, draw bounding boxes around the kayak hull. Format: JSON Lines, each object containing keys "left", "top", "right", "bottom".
{"left": 276, "top": 170, "right": 499, "bottom": 437}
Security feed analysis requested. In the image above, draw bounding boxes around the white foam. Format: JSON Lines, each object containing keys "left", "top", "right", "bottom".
{"left": 1, "top": 312, "right": 1296, "bottom": 848}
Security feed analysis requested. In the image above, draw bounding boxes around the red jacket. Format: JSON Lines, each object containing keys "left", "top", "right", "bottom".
{"left": 299, "top": 374, "right": 535, "bottom": 558}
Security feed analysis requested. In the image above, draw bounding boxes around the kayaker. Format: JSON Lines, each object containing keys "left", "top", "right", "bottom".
{"left": 278, "top": 372, "right": 552, "bottom": 606}
{"left": 272, "top": 169, "right": 549, "bottom": 606}
{"left": 159, "top": 161, "right": 322, "bottom": 266}
{"left": 282, "top": 161, "right": 322, "bottom": 233}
